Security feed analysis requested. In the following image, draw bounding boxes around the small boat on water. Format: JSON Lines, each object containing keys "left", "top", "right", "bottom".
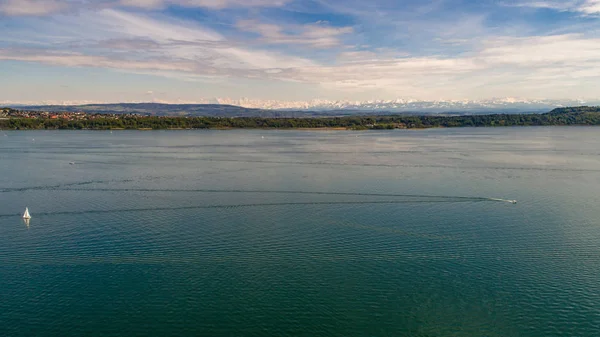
{"left": 23, "top": 207, "right": 31, "bottom": 219}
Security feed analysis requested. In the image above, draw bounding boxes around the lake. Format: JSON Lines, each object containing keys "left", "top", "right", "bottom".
{"left": 1, "top": 128, "right": 599, "bottom": 336}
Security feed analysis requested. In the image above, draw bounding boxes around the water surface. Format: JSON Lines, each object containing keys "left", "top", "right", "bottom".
{"left": 1, "top": 128, "right": 600, "bottom": 336}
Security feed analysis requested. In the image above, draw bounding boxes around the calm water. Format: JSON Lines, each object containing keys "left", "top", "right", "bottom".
{"left": 1, "top": 128, "right": 600, "bottom": 336}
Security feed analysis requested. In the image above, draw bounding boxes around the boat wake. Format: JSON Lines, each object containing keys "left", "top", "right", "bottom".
{"left": 0, "top": 198, "right": 516, "bottom": 218}
{"left": 0, "top": 179, "right": 135, "bottom": 193}
{"left": 6, "top": 186, "right": 516, "bottom": 203}
{"left": 488, "top": 198, "right": 518, "bottom": 204}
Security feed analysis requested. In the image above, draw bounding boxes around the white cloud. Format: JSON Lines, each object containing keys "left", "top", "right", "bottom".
{"left": 118, "top": 0, "right": 164, "bottom": 8}
{"left": 479, "top": 34, "right": 600, "bottom": 66}
{"left": 0, "top": 0, "right": 289, "bottom": 16}
{"left": 336, "top": 51, "right": 380, "bottom": 62}
{"left": 505, "top": 0, "right": 576, "bottom": 10}
{"left": 263, "top": 33, "right": 600, "bottom": 99}
{"left": 115, "top": 10, "right": 313, "bottom": 69}
{"left": 95, "top": 38, "right": 162, "bottom": 50}
{"left": 507, "top": 0, "right": 600, "bottom": 14}
{"left": 75, "top": 9, "right": 315, "bottom": 70}
{"left": 0, "top": 9, "right": 315, "bottom": 79}
{"left": 579, "top": 0, "right": 600, "bottom": 14}
{"left": 119, "top": 0, "right": 289, "bottom": 9}
{"left": 97, "top": 9, "right": 222, "bottom": 41}
{"left": 0, "top": 0, "right": 68, "bottom": 16}
{"left": 0, "top": 49, "right": 200, "bottom": 72}
{"left": 236, "top": 20, "right": 353, "bottom": 48}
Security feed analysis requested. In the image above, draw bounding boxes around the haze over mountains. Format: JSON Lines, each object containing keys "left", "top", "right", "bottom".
{"left": 197, "top": 98, "right": 597, "bottom": 112}
{"left": 11, "top": 98, "right": 599, "bottom": 117}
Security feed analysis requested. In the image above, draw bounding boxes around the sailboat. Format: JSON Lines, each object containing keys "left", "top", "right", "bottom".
{"left": 23, "top": 207, "right": 31, "bottom": 219}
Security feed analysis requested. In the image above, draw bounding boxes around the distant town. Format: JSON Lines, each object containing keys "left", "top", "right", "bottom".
{"left": 0, "top": 108, "right": 141, "bottom": 121}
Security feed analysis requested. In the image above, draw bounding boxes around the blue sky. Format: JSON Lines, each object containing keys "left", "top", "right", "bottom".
{"left": 1, "top": 0, "right": 600, "bottom": 105}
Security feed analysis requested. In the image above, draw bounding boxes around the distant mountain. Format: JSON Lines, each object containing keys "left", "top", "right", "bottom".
{"left": 13, "top": 103, "right": 443, "bottom": 117}
{"left": 16, "top": 103, "right": 302, "bottom": 118}
{"left": 212, "top": 98, "right": 600, "bottom": 113}
{"left": 12, "top": 99, "right": 600, "bottom": 117}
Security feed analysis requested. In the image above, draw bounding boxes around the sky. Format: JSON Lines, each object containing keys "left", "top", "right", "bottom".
{"left": 1, "top": 0, "right": 600, "bottom": 105}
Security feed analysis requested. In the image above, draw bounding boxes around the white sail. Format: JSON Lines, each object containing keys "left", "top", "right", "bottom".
{"left": 23, "top": 207, "right": 31, "bottom": 219}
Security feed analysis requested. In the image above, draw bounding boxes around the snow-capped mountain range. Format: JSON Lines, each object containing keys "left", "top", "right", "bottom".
{"left": 211, "top": 98, "right": 598, "bottom": 112}
{"left": 5, "top": 97, "right": 599, "bottom": 113}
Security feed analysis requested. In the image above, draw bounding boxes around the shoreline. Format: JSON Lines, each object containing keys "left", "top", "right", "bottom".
{"left": 1, "top": 125, "right": 598, "bottom": 132}
{"left": 2, "top": 107, "right": 600, "bottom": 130}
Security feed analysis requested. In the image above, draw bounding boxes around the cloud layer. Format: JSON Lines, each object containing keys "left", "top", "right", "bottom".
{"left": 1, "top": 0, "right": 600, "bottom": 102}
{"left": 0, "top": 0, "right": 290, "bottom": 16}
